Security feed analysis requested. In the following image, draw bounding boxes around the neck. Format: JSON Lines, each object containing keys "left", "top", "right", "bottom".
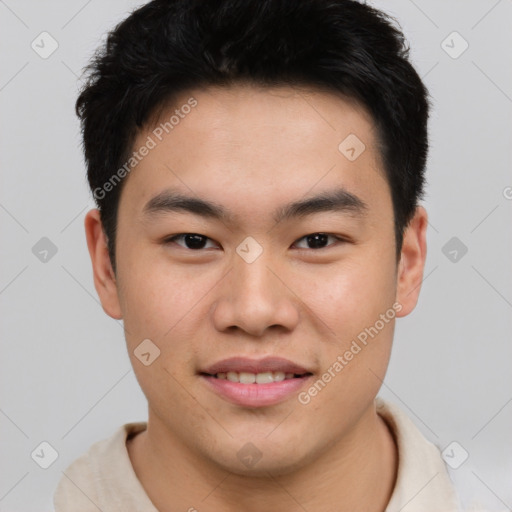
{"left": 128, "top": 402, "right": 398, "bottom": 512}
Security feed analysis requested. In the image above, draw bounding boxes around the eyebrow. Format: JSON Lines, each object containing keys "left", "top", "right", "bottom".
{"left": 142, "top": 187, "right": 368, "bottom": 225}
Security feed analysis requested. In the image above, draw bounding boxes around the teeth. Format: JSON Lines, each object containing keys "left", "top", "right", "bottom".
{"left": 216, "top": 371, "right": 293, "bottom": 383}
{"left": 256, "top": 371, "right": 276, "bottom": 384}
{"left": 239, "top": 372, "right": 256, "bottom": 384}
{"left": 227, "top": 371, "right": 238, "bottom": 382}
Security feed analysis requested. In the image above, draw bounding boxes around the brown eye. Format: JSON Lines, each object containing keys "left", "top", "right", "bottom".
{"left": 165, "top": 233, "right": 217, "bottom": 250}
{"left": 294, "top": 233, "right": 344, "bottom": 250}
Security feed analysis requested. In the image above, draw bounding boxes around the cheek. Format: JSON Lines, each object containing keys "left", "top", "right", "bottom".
{"left": 117, "top": 261, "right": 206, "bottom": 400}
{"left": 296, "top": 264, "right": 396, "bottom": 420}
{"left": 117, "top": 251, "right": 210, "bottom": 346}
{"left": 296, "top": 257, "right": 397, "bottom": 342}
{"left": 295, "top": 255, "right": 397, "bottom": 399}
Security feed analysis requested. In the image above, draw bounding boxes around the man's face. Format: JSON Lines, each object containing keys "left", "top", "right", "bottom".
{"left": 89, "top": 84, "right": 424, "bottom": 475}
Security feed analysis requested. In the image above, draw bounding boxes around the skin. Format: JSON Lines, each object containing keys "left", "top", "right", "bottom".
{"left": 85, "top": 83, "right": 428, "bottom": 512}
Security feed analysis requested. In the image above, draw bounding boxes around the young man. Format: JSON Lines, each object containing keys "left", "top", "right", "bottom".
{"left": 53, "top": 0, "right": 462, "bottom": 510}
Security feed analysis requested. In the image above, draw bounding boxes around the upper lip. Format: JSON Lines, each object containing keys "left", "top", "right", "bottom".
{"left": 201, "top": 356, "right": 312, "bottom": 375}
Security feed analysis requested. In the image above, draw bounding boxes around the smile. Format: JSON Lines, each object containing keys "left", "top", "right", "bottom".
{"left": 206, "top": 371, "right": 307, "bottom": 384}
{"left": 198, "top": 356, "right": 314, "bottom": 407}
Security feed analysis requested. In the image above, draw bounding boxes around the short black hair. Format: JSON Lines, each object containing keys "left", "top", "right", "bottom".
{"left": 76, "top": 0, "right": 430, "bottom": 273}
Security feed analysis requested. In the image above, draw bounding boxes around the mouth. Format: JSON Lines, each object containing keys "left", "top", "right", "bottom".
{"left": 200, "top": 371, "right": 311, "bottom": 384}
{"left": 198, "top": 357, "right": 314, "bottom": 407}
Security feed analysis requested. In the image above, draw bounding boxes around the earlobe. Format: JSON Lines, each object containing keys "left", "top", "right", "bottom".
{"left": 84, "top": 209, "right": 123, "bottom": 320}
{"left": 395, "top": 206, "right": 428, "bottom": 317}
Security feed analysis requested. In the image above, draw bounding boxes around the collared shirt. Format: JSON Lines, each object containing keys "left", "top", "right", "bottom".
{"left": 53, "top": 398, "right": 463, "bottom": 511}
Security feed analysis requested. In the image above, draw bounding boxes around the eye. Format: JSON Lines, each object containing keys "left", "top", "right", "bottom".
{"left": 293, "top": 233, "right": 345, "bottom": 250}
{"left": 163, "top": 232, "right": 347, "bottom": 251}
{"left": 164, "top": 233, "right": 218, "bottom": 250}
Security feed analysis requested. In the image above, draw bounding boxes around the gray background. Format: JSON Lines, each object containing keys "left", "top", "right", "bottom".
{"left": 0, "top": 0, "right": 511, "bottom": 510}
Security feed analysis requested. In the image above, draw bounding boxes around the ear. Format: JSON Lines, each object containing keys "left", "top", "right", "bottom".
{"left": 395, "top": 205, "right": 428, "bottom": 317}
{"left": 84, "top": 209, "right": 123, "bottom": 320}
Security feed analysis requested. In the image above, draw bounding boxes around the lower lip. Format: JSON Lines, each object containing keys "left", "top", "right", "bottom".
{"left": 200, "top": 375, "right": 312, "bottom": 408}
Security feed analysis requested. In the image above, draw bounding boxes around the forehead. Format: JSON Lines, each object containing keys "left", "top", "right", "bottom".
{"left": 121, "top": 83, "right": 390, "bottom": 224}
{"left": 151, "top": 83, "right": 378, "bottom": 152}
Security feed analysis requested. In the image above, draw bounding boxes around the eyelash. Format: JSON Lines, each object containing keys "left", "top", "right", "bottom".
{"left": 163, "top": 233, "right": 348, "bottom": 251}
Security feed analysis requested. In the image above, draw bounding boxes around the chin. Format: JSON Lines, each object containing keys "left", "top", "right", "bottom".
{"left": 204, "top": 435, "right": 316, "bottom": 477}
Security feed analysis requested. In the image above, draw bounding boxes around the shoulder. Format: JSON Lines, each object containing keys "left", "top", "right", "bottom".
{"left": 53, "top": 422, "right": 147, "bottom": 511}
{"left": 376, "top": 398, "right": 461, "bottom": 512}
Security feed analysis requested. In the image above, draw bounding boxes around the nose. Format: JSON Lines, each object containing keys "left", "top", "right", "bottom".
{"left": 211, "top": 248, "right": 300, "bottom": 337}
